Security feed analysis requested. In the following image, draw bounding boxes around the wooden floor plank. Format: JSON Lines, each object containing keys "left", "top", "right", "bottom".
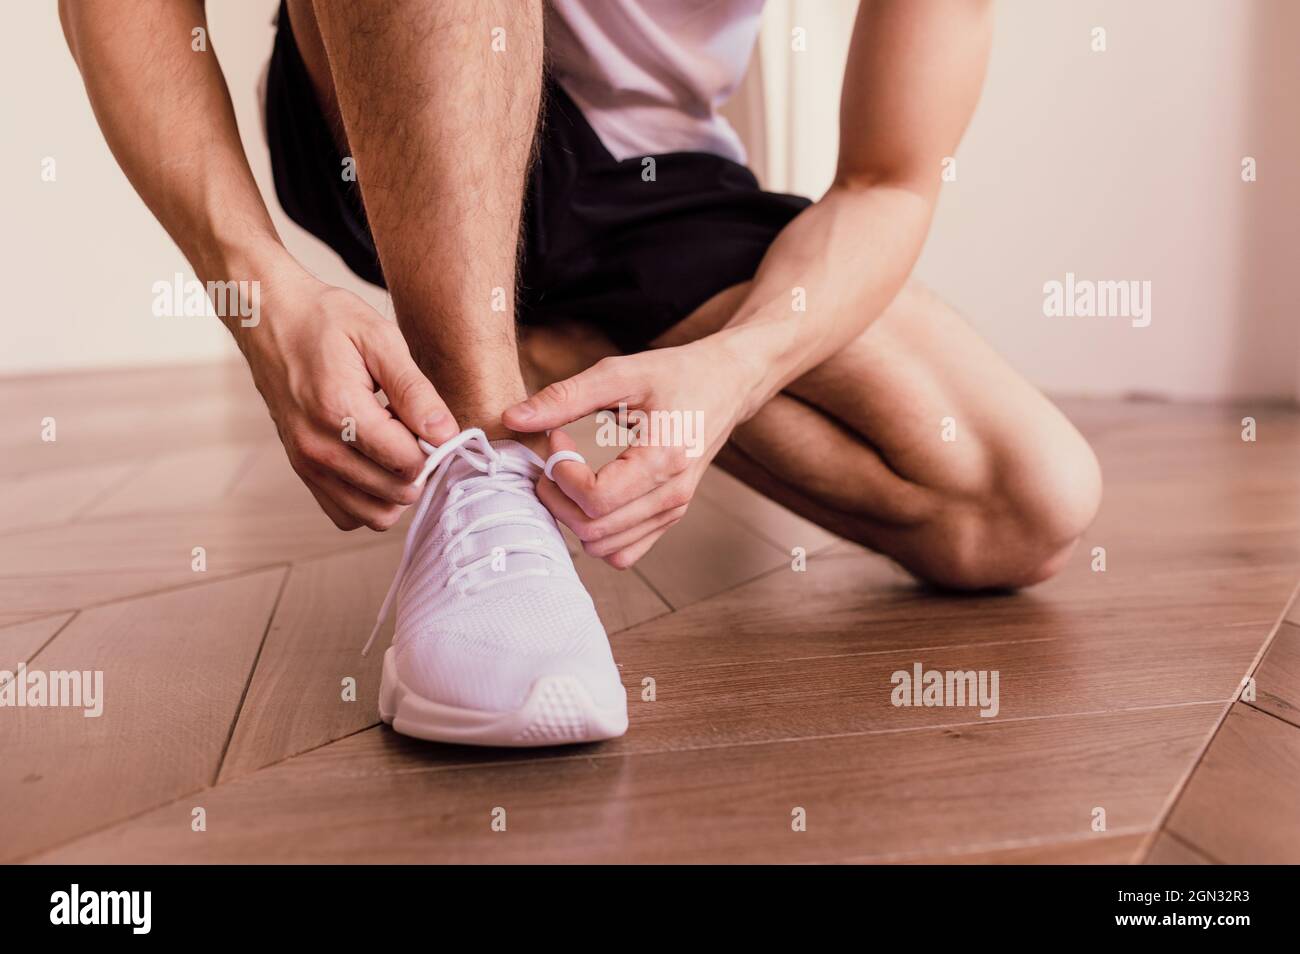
{"left": 1079, "top": 523, "right": 1300, "bottom": 577}
{"left": 695, "top": 466, "right": 840, "bottom": 554}
{"left": 0, "top": 613, "right": 75, "bottom": 673}
{"left": 0, "top": 461, "right": 136, "bottom": 535}
{"left": 0, "top": 568, "right": 285, "bottom": 862}
{"left": 0, "top": 380, "right": 272, "bottom": 478}
{"left": 628, "top": 492, "right": 793, "bottom": 609}
{"left": 610, "top": 547, "right": 1291, "bottom": 674}
{"left": 226, "top": 440, "right": 320, "bottom": 513}
{"left": 1165, "top": 703, "right": 1300, "bottom": 864}
{"left": 566, "top": 549, "right": 671, "bottom": 635}
{"left": 84, "top": 443, "right": 259, "bottom": 519}
{"left": 0, "top": 569, "right": 232, "bottom": 617}
{"left": 0, "top": 363, "right": 255, "bottom": 420}
{"left": 612, "top": 626, "right": 1255, "bottom": 752}
{"left": 0, "top": 613, "right": 49, "bottom": 627}
{"left": 0, "top": 507, "right": 382, "bottom": 613}
{"left": 34, "top": 703, "right": 1216, "bottom": 864}
{"left": 218, "top": 546, "right": 401, "bottom": 782}
{"left": 1143, "top": 832, "right": 1215, "bottom": 865}
{"left": 901, "top": 832, "right": 1145, "bottom": 865}
{"left": 1250, "top": 620, "right": 1300, "bottom": 729}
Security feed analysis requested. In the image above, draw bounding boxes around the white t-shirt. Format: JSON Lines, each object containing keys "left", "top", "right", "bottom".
{"left": 546, "top": 0, "right": 766, "bottom": 164}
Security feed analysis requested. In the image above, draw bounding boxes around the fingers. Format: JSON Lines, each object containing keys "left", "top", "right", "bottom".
{"left": 324, "top": 442, "right": 423, "bottom": 505}
{"left": 286, "top": 414, "right": 422, "bottom": 504}
{"left": 538, "top": 471, "right": 686, "bottom": 545}
{"left": 539, "top": 477, "right": 685, "bottom": 563}
{"left": 503, "top": 356, "right": 629, "bottom": 432}
{"left": 357, "top": 321, "right": 459, "bottom": 446}
{"left": 303, "top": 478, "right": 362, "bottom": 532}
{"left": 541, "top": 429, "right": 601, "bottom": 513}
{"left": 579, "top": 503, "right": 687, "bottom": 559}
{"left": 537, "top": 431, "right": 690, "bottom": 567}
{"left": 294, "top": 432, "right": 415, "bottom": 527}
{"left": 271, "top": 309, "right": 444, "bottom": 532}
{"left": 548, "top": 431, "right": 689, "bottom": 520}
{"left": 307, "top": 470, "right": 407, "bottom": 532}
{"left": 344, "top": 397, "right": 428, "bottom": 482}
{"left": 606, "top": 524, "right": 675, "bottom": 570}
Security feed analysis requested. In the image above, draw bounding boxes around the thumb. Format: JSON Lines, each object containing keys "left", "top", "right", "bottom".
{"left": 504, "top": 359, "right": 627, "bottom": 432}
{"left": 361, "top": 325, "right": 459, "bottom": 445}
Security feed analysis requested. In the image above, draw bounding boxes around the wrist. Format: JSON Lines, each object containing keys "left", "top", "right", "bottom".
{"left": 203, "top": 241, "right": 313, "bottom": 358}
{"left": 191, "top": 228, "right": 295, "bottom": 287}
{"left": 711, "top": 321, "right": 800, "bottom": 423}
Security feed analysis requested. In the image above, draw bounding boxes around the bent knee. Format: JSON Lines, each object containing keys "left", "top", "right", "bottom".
{"left": 920, "top": 433, "right": 1103, "bottom": 591}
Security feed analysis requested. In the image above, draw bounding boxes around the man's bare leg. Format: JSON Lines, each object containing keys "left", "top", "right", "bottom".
{"left": 522, "top": 280, "right": 1102, "bottom": 590}
{"left": 294, "top": 0, "right": 544, "bottom": 449}
{"left": 288, "top": 1, "right": 630, "bottom": 749}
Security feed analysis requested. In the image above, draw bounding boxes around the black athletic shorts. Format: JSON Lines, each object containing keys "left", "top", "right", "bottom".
{"left": 265, "top": 3, "right": 811, "bottom": 352}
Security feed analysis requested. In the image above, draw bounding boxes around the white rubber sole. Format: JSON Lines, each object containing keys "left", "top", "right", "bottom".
{"left": 378, "top": 646, "right": 629, "bottom": 747}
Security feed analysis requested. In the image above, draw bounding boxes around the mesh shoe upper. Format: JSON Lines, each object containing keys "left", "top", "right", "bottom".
{"left": 368, "top": 431, "right": 624, "bottom": 713}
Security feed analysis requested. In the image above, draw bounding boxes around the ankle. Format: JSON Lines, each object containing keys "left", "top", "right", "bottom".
{"left": 453, "top": 408, "right": 548, "bottom": 458}
{"left": 484, "top": 424, "right": 549, "bottom": 459}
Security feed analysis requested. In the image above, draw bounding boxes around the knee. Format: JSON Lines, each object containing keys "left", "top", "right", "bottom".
{"left": 922, "top": 429, "right": 1103, "bottom": 591}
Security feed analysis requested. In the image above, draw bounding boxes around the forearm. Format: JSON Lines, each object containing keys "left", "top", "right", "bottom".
{"left": 60, "top": 0, "right": 293, "bottom": 324}
{"left": 714, "top": 0, "right": 992, "bottom": 422}
{"left": 716, "top": 179, "right": 934, "bottom": 419}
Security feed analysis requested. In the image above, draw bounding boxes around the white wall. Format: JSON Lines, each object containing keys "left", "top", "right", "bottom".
{"left": 755, "top": 0, "right": 1300, "bottom": 401}
{"left": 0, "top": 0, "right": 384, "bottom": 376}
{"left": 5, "top": 0, "right": 1299, "bottom": 401}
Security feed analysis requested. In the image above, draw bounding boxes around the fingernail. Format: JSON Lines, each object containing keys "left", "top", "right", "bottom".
{"left": 511, "top": 404, "right": 535, "bottom": 421}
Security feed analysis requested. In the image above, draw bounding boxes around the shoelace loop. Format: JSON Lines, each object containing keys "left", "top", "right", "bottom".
{"left": 361, "top": 429, "right": 581, "bottom": 656}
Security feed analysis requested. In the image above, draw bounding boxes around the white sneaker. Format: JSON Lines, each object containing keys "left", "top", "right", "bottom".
{"left": 363, "top": 428, "right": 628, "bottom": 747}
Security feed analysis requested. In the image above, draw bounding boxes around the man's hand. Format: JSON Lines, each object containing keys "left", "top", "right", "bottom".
{"left": 245, "top": 269, "right": 459, "bottom": 531}
{"left": 503, "top": 341, "right": 754, "bottom": 568}
{"left": 58, "top": 1, "right": 460, "bottom": 532}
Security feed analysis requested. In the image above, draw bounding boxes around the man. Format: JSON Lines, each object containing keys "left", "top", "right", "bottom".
{"left": 60, "top": 0, "right": 1101, "bottom": 747}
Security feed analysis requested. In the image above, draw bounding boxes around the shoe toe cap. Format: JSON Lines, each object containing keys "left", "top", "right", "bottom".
{"left": 393, "top": 583, "right": 624, "bottom": 713}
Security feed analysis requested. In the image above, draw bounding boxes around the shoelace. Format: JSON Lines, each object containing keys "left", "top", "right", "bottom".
{"left": 361, "top": 428, "right": 581, "bottom": 656}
